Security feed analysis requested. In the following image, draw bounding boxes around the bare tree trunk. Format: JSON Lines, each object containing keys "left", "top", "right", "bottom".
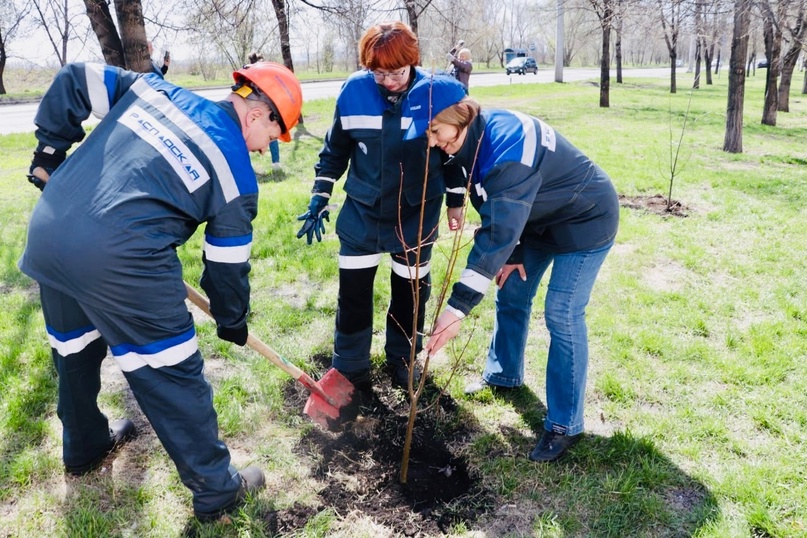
{"left": 761, "top": 2, "right": 784, "bottom": 126}
{"left": 803, "top": 57, "right": 807, "bottom": 93}
{"left": 599, "top": 20, "right": 611, "bottom": 107}
{"left": 83, "top": 0, "right": 125, "bottom": 67}
{"left": 0, "top": 28, "right": 6, "bottom": 94}
{"left": 659, "top": 0, "right": 681, "bottom": 94}
{"left": 724, "top": 0, "right": 751, "bottom": 153}
{"left": 590, "top": 0, "right": 613, "bottom": 107}
{"left": 270, "top": 0, "right": 294, "bottom": 71}
{"left": 615, "top": 2, "right": 623, "bottom": 83}
{"left": 404, "top": 0, "right": 419, "bottom": 36}
{"left": 555, "top": 0, "right": 565, "bottom": 82}
{"left": 777, "top": 7, "right": 806, "bottom": 112}
{"left": 670, "top": 55, "right": 677, "bottom": 93}
{"left": 693, "top": 0, "right": 702, "bottom": 89}
{"left": 112, "top": 0, "right": 149, "bottom": 72}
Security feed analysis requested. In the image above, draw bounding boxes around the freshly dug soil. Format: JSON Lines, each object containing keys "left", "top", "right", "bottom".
{"left": 270, "top": 361, "right": 492, "bottom": 537}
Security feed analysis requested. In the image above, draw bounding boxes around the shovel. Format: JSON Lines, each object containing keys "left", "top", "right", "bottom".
{"left": 184, "top": 282, "right": 354, "bottom": 430}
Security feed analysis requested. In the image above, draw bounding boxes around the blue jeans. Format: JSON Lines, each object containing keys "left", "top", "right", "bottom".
{"left": 482, "top": 241, "right": 613, "bottom": 436}
{"left": 269, "top": 140, "right": 280, "bottom": 164}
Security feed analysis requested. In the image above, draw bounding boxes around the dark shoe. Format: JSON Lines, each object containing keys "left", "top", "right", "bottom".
{"left": 463, "top": 378, "right": 518, "bottom": 395}
{"left": 338, "top": 368, "right": 372, "bottom": 392}
{"left": 388, "top": 362, "right": 421, "bottom": 389}
{"left": 65, "top": 418, "right": 136, "bottom": 476}
{"left": 528, "top": 430, "right": 582, "bottom": 463}
{"left": 194, "top": 466, "right": 266, "bottom": 522}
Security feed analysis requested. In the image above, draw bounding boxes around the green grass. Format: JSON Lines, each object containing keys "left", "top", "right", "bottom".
{"left": 1, "top": 72, "right": 806, "bottom": 536}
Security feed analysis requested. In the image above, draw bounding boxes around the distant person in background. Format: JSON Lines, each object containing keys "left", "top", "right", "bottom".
{"left": 446, "top": 47, "right": 473, "bottom": 92}
{"left": 248, "top": 51, "right": 281, "bottom": 170}
{"left": 148, "top": 41, "right": 170, "bottom": 77}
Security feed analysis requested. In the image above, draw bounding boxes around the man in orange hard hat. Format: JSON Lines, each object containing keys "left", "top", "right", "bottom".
{"left": 20, "top": 61, "right": 302, "bottom": 522}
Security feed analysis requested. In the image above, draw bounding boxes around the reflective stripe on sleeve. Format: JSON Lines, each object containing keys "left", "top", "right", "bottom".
{"left": 458, "top": 268, "right": 491, "bottom": 294}
{"left": 204, "top": 234, "right": 252, "bottom": 264}
{"left": 84, "top": 63, "right": 111, "bottom": 118}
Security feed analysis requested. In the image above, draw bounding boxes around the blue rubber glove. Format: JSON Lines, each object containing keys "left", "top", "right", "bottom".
{"left": 296, "top": 194, "right": 331, "bottom": 244}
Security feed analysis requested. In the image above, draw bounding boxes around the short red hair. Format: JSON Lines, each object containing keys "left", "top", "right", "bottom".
{"left": 359, "top": 21, "right": 420, "bottom": 70}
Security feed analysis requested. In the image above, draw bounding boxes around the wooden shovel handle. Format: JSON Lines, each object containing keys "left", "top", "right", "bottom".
{"left": 183, "top": 282, "right": 308, "bottom": 382}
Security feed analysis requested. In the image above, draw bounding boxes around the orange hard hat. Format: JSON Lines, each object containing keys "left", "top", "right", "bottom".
{"left": 232, "top": 62, "right": 303, "bottom": 142}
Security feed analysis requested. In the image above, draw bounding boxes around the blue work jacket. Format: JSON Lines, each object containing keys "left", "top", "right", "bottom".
{"left": 313, "top": 68, "right": 464, "bottom": 251}
{"left": 446, "top": 109, "right": 620, "bottom": 315}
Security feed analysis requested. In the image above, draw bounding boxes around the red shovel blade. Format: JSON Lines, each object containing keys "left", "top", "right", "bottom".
{"left": 302, "top": 368, "right": 355, "bottom": 430}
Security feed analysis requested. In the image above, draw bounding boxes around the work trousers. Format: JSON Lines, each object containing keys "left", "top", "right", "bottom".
{"left": 39, "top": 284, "right": 241, "bottom": 514}
{"left": 331, "top": 245, "right": 432, "bottom": 373}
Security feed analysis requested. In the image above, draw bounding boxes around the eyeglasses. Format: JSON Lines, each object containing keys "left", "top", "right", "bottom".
{"left": 371, "top": 67, "right": 408, "bottom": 82}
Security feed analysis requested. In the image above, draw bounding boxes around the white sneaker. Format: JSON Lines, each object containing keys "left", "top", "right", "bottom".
{"left": 272, "top": 162, "right": 282, "bottom": 170}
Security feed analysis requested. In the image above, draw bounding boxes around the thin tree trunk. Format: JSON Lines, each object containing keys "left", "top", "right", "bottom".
{"left": 404, "top": 0, "right": 419, "bottom": 36}
{"left": 777, "top": 8, "right": 806, "bottom": 111}
{"left": 270, "top": 0, "right": 294, "bottom": 71}
{"left": 670, "top": 54, "right": 677, "bottom": 93}
{"left": 761, "top": 4, "right": 782, "bottom": 126}
{"left": 724, "top": 0, "right": 751, "bottom": 153}
{"left": 803, "top": 57, "right": 807, "bottom": 93}
{"left": 615, "top": 5, "right": 623, "bottom": 83}
{"left": 600, "top": 21, "right": 611, "bottom": 107}
{"left": 0, "top": 31, "right": 6, "bottom": 94}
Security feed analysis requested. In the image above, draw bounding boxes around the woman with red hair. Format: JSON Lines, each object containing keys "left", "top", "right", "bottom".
{"left": 296, "top": 22, "right": 467, "bottom": 392}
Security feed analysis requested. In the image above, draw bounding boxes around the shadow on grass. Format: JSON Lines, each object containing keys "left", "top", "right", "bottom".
{"left": 472, "top": 385, "right": 720, "bottom": 536}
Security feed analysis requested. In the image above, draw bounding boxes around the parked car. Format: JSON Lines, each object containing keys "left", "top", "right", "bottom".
{"left": 757, "top": 58, "right": 769, "bottom": 68}
{"left": 505, "top": 57, "right": 538, "bottom": 75}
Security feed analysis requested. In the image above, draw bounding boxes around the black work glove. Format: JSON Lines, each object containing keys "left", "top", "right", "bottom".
{"left": 27, "top": 149, "right": 66, "bottom": 191}
{"left": 296, "top": 194, "right": 331, "bottom": 244}
{"left": 217, "top": 324, "right": 248, "bottom": 346}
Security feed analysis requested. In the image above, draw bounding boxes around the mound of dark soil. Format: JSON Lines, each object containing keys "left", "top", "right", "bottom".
{"left": 273, "top": 364, "right": 492, "bottom": 537}
{"left": 619, "top": 194, "right": 688, "bottom": 217}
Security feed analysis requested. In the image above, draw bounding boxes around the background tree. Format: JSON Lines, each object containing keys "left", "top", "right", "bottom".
{"left": 270, "top": 0, "right": 294, "bottom": 70}
{"left": 775, "top": 0, "right": 806, "bottom": 111}
{"left": 182, "top": 0, "right": 274, "bottom": 70}
{"left": 82, "top": 0, "right": 154, "bottom": 72}
{"left": 33, "top": 0, "right": 96, "bottom": 67}
{"left": 0, "top": 0, "right": 32, "bottom": 94}
{"left": 658, "top": 0, "right": 689, "bottom": 93}
{"left": 724, "top": 0, "right": 752, "bottom": 152}
{"left": 83, "top": 0, "right": 125, "bottom": 67}
{"left": 589, "top": 0, "right": 615, "bottom": 107}
{"left": 758, "top": 0, "right": 787, "bottom": 125}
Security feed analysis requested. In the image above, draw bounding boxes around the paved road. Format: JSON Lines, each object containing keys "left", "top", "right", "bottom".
{"left": 1, "top": 68, "right": 674, "bottom": 135}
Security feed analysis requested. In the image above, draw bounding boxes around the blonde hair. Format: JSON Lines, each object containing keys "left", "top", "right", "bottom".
{"left": 433, "top": 97, "right": 481, "bottom": 130}
{"left": 458, "top": 49, "right": 472, "bottom": 61}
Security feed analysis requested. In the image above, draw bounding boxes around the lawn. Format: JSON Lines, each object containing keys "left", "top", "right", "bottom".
{"left": 0, "top": 71, "right": 805, "bottom": 537}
